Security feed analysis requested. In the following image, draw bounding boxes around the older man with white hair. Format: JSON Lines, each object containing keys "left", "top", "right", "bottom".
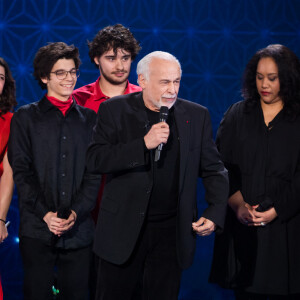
{"left": 87, "top": 51, "right": 228, "bottom": 300}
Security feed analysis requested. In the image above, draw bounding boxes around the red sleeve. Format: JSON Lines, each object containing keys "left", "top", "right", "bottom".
{"left": 0, "top": 277, "right": 3, "bottom": 300}
{"left": 0, "top": 112, "right": 13, "bottom": 176}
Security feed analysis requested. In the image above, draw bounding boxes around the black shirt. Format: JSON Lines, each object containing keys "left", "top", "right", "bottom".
{"left": 8, "top": 96, "right": 101, "bottom": 249}
{"left": 145, "top": 107, "right": 180, "bottom": 225}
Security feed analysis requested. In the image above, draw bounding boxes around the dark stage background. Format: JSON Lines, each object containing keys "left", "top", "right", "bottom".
{"left": 1, "top": 0, "right": 300, "bottom": 299}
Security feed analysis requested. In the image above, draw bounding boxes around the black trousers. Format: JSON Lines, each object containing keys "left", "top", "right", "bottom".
{"left": 20, "top": 236, "right": 91, "bottom": 300}
{"left": 235, "top": 290, "right": 300, "bottom": 300}
{"left": 95, "top": 224, "right": 182, "bottom": 300}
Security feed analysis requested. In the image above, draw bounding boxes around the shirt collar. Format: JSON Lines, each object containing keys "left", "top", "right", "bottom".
{"left": 38, "top": 95, "right": 78, "bottom": 113}
{"left": 94, "top": 76, "right": 130, "bottom": 101}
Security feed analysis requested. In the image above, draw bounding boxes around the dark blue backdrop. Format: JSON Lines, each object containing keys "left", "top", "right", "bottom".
{"left": 1, "top": 0, "right": 300, "bottom": 299}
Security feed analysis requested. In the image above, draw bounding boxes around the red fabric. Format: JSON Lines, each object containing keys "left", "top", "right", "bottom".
{"left": 73, "top": 77, "right": 142, "bottom": 113}
{"left": 73, "top": 78, "right": 142, "bottom": 223}
{"left": 90, "top": 176, "right": 106, "bottom": 223}
{"left": 46, "top": 95, "right": 73, "bottom": 116}
{"left": 0, "top": 277, "right": 3, "bottom": 300}
{"left": 0, "top": 112, "right": 13, "bottom": 177}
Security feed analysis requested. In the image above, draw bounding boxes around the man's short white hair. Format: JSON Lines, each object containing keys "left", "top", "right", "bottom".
{"left": 136, "top": 51, "right": 182, "bottom": 81}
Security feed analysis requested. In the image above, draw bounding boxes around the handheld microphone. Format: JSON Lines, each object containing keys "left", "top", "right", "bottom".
{"left": 154, "top": 106, "right": 169, "bottom": 162}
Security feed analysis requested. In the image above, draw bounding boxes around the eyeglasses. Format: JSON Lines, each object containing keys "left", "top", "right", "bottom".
{"left": 50, "top": 69, "right": 80, "bottom": 80}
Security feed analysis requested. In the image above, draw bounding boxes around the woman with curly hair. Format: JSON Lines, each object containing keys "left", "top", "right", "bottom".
{"left": 210, "top": 44, "right": 300, "bottom": 299}
{"left": 0, "top": 57, "right": 16, "bottom": 243}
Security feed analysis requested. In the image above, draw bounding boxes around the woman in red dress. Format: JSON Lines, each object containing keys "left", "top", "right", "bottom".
{"left": 0, "top": 57, "right": 16, "bottom": 300}
{"left": 0, "top": 57, "right": 16, "bottom": 243}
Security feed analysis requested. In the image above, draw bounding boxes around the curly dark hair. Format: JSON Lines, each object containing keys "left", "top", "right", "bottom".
{"left": 33, "top": 42, "right": 81, "bottom": 89}
{"left": 88, "top": 24, "right": 141, "bottom": 68}
{"left": 242, "top": 44, "right": 300, "bottom": 116}
{"left": 0, "top": 57, "right": 17, "bottom": 117}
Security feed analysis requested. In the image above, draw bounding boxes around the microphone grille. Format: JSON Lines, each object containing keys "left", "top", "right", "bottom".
{"left": 160, "top": 106, "right": 169, "bottom": 119}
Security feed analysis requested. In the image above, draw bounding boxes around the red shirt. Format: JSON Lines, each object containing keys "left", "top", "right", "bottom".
{"left": 73, "top": 76, "right": 142, "bottom": 113}
{"left": 0, "top": 111, "right": 13, "bottom": 177}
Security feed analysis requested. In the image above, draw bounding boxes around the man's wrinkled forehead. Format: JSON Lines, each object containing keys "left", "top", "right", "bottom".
{"left": 148, "top": 58, "right": 181, "bottom": 78}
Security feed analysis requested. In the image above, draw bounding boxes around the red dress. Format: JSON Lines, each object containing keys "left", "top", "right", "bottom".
{"left": 0, "top": 111, "right": 13, "bottom": 177}
{"left": 0, "top": 112, "right": 12, "bottom": 300}
{"left": 0, "top": 278, "right": 3, "bottom": 300}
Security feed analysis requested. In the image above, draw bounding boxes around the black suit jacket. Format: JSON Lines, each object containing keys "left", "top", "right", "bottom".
{"left": 86, "top": 92, "right": 228, "bottom": 269}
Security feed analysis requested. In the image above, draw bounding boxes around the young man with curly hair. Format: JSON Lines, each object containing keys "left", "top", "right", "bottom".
{"left": 74, "top": 24, "right": 142, "bottom": 224}
{"left": 73, "top": 24, "right": 142, "bottom": 113}
{"left": 73, "top": 24, "right": 143, "bottom": 299}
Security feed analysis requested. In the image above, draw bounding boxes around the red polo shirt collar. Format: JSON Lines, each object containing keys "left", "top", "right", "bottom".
{"left": 93, "top": 77, "right": 134, "bottom": 101}
{"left": 73, "top": 76, "right": 142, "bottom": 113}
{"left": 92, "top": 77, "right": 110, "bottom": 101}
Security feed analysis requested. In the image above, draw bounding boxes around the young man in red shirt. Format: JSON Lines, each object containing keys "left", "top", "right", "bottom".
{"left": 73, "top": 24, "right": 142, "bottom": 113}
{"left": 73, "top": 24, "right": 142, "bottom": 299}
{"left": 73, "top": 24, "right": 142, "bottom": 224}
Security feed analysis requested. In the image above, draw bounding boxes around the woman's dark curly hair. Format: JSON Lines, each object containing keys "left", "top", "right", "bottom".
{"left": 88, "top": 24, "right": 141, "bottom": 68}
{"left": 0, "top": 57, "right": 17, "bottom": 117}
{"left": 33, "top": 42, "right": 81, "bottom": 89}
{"left": 242, "top": 44, "right": 300, "bottom": 116}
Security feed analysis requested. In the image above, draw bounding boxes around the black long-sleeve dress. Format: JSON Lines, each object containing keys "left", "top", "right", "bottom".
{"left": 209, "top": 100, "right": 300, "bottom": 295}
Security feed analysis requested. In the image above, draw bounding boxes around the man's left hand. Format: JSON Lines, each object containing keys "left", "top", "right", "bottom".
{"left": 56, "top": 210, "right": 77, "bottom": 236}
{"left": 192, "top": 217, "right": 216, "bottom": 236}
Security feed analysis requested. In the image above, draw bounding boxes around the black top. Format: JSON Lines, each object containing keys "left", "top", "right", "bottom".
{"left": 8, "top": 97, "right": 101, "bottom": 249}
{"left": 145, "top": 107, "right": 179, "bottom": 225}
{"left": 210, "top": 100, "right": 300, "bottom": 294}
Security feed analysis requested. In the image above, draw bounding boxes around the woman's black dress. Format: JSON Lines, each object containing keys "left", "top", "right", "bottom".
{"left": 209, "top": 100, "right": 300, "bottom": 295}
